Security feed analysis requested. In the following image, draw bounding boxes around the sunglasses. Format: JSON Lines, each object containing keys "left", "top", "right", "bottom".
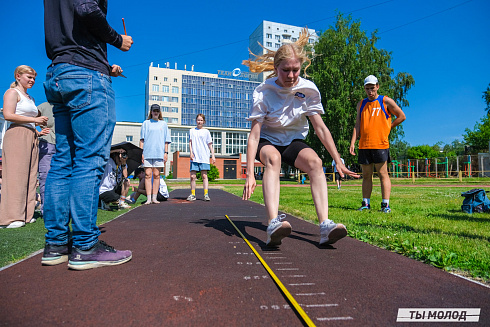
{"left": 152, "top": 109, "right": 160, "bottom": 112}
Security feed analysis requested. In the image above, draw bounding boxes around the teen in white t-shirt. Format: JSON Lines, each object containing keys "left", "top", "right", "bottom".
{"left": 187, "top": 114, "right": 215, "bottom": 201}
{"left": 242, "top": 32, "right": 358, "bottom": 247}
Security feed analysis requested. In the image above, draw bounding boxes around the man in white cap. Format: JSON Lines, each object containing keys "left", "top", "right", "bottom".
{"left": 349, "top": 75, "right": 406, "bottom": 213}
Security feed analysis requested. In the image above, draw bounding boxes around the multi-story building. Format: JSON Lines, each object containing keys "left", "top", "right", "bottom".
{"left": 249, "top": 20, "right": 319, "bottom": 82}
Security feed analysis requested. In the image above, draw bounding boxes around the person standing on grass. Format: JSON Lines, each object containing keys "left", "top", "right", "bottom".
{"left": 332, "top": 157, "right": 345, "bottom": 189}
{"left": 140, "top": 104, "right": 171, "bottom": 205}
{"left": 0, "top": 65, "right": 49, "bottom": 229}
{"left": 37, "top": 102, "right": 55, "bottom": 216}
{"left": 349, "top": 75, "right": 406, "bottom": 213}
{"left": 42, "top": 0, "right": 133, "bottom": 270}
{"left": 187, "top": 114, "right": 216, "bottom": 201}
{"left": 242, "top": 28, "right": 359, "bottom": 247}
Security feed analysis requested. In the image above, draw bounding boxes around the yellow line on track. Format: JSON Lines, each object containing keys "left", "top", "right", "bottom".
{"left": 225, "top": 215, "right": 316, "bottom": 327}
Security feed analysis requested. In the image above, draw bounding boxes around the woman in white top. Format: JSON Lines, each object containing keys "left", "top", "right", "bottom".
{"left": 242, "top": 29, "right": 358, "bottom": 247}
{"left": 140, "top": 104, "right": 171, "bottom": 205}
{"left": 0, "top": 65, "right": 49, "bottom": 228}
{"left": 187, "top": 114, "right": 216, "bottom": 201}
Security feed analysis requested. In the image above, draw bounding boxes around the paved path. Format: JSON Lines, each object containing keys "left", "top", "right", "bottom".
{"left": 0, "top": 189, "right": 488, "bottom": 326}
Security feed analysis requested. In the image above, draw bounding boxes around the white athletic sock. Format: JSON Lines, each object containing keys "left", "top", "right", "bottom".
{"left": 363, "top": 198, "right": 370, "bottom": 204}
{"left": 382, "top": 199, "right": 389, "bottom": 205}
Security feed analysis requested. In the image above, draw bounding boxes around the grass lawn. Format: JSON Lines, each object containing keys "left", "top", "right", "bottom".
{"left": 1, "top": 179, "right": 489, "bottom": 285}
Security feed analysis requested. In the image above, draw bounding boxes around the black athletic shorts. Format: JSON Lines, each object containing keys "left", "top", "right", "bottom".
{"left": 256, "top": 138, "right": 311, "bottom": 167}
{"left": 358, "top": 149, "right": 391, "bottom": 165}
{"left": 99, "top": 185, "right": 122, "bottom": 203}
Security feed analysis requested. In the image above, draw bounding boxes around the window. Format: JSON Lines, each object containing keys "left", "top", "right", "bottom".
{"left": 126, "top": 135, "right": 133, "bottom": 142}
{"left": 163, "top": 117, "right": 168, "bottom": 123}
{"left": 174, "top": 78, "right": 178, "bottom": 82}
{"left": 225, "top": 132, "right": 248, "bottom": 155}
{"left": 266, "top": 42, "right": 272, "bottom": 47}
{"left": 171, "top": 97, "right": 178, "bottom": 103}
{"left": 211, "top": 132, "right": 221, "bottom": 154}
{"left": 153, "top": 76, "right": 158, "bottom": 80}
{"left": 162, "top": 106, "right": 169, "bottom": 112}
{"left": 201, "top": 89, "right": 206, "bottom": 96}
{"left": 309, "top": 38, "right": 314, "bottom": 44}
{"left": 162, "top": 96, "right": 169, "bottom": 102}
{"left": 164, "top": 77, "right": 168, "bottom": 81}
{"left": 292, "top": 37, "right": 297, "bottom": 42}
{"left": 162, "top": 85, "right": 169, "bottom": 93}
{"left": 152, "top": 84, "right": 159, "bottom": 92}
{"left": 171, "top": 107, "right": 178, "bottom": 113}
{"left": 170, "top": 129, "right": 189, "bottom": 153}
{"left": 275, "top": 43, "right": 280, "bottom": 48}
{"left": 172, "top": 86, "right": 179, "bottom": 93}
{"left": 171, "top": 118, "right": 178, "bottom": 124}
{"left": 275, "top": 35, "right": 280, "bottom": 40}
{"left": 266, "top": 33, "right": 272, "bottom": 38}
{"left": 151, "top": 95, "right": 159, "bottom": 101}
{"left": 284, "top": 29, "right": 288, "bottom": 33}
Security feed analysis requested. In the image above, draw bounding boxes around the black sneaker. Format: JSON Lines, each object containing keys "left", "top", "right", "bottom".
{"left": 380, "top": 202, "right": 391, "bottom": 213}
{"left": 358, "top": 201, "right": 371, "bottom": 211}
{"left": 68, "top": 240, "right": 132, "bottom": 270}
{"left": 42, "top": 243, "right": 71, "bottom": 266}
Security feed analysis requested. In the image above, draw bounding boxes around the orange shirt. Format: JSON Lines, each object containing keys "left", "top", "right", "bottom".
{"left": 358, "top": 95, "right": 391, "bottom": 149}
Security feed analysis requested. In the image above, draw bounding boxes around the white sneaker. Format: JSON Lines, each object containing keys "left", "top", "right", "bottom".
{"left": 319, "top": 220, "right": 347, "bottom": 245}
{"left": 266, "top": 214, "right": 292, "bottom": 247}
{"left": 5, "top": 221, "right": 26, "bottom": 229}
{"left": 119, "top": 202, "right": 131, "bottom": 209}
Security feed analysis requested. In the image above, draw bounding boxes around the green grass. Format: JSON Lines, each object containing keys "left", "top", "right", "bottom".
{"left": 222, "top": 184, "right": 490, "bottom": 283}
{"left": 1, "top": 180, "right": 489, "bottom": 285}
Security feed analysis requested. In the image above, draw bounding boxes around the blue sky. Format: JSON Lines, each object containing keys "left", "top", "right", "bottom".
{"left": 1, "top": 0, "right": 488, "bottom": 146}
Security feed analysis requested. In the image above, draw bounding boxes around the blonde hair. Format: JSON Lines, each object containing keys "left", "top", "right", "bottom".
{"left": 242, "top": 27, "right": 313, "bottom": 79}
{"left": 10, "top": 65, "right": 37, "bottom": 88}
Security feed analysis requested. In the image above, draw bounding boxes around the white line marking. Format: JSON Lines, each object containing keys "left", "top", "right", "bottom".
{"left": 266, "top": 257, "right": 287, "bottom": 259}
{"left": 317, "top": 317, "right": 354, "bottom": 321}
{"left": 284, "top": 275, "right": 306, "bottom": 278}
{"left": 304, "top": 304, "right": 338, "bottom": 308}
{"left": 289, "top": 283, "right": 315, "bottom": 286}
{"left": 277, "top": 268, "right": 300, "bottom": 271}
{"left": 273, "top": 262, "right": 292, "bottom": 265}
{"left": 296, "top": 292, "right": 326, "bottom": 296}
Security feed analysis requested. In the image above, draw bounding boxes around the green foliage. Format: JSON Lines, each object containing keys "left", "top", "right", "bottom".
{"left": 463, "top": 115, "right": 490, "bottom": 153}
{"left": 196, "top": 164, "right": 220, "bottom": 181}
{"left": 407, "top": 145, "right": 441, "bottom": 159}
{"left": 308, "top": 12, "right": 414, "bottom": 167}
{"left": 483, "top": 83, "right": 490, "bottom": 114}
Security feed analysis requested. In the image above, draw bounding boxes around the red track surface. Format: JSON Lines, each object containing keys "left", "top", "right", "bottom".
{"left": 0, "top": 189, "right": 488, "bottom": 326}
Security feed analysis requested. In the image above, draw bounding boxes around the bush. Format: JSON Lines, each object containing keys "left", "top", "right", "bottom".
{"left": 196, "top": 164, "right": 219, "bottom": 181}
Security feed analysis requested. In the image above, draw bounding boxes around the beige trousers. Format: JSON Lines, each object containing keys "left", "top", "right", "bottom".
{"left": 0, "top": 125, "right": 39, "bottom": 225}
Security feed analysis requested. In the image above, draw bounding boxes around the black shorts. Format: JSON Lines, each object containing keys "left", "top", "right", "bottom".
{"left": 334, "top": 172, "right": 342, "bottom": 180}
{"left": 358, "top": 149, "right": 391, "bottom": 165}
{"left": 256, "top": 138, "right": 311, "bottom": 167}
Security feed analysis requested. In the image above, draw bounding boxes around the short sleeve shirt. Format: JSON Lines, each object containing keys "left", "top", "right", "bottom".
{"left": 247, "top": 77, "right": 324, "bottom": 146}
{"left": 190, "top": 127, "right": 212, "bottom": 163}
{"left": 140, "top": 119, "right": 172, "bottom": 159}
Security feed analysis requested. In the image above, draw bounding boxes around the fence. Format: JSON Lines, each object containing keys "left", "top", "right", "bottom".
{"left": 389, "top": 155, "right": 484, "bottom": 178}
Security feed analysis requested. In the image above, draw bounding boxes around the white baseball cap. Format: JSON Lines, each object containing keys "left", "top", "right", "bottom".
{"left": 364, "top": 75, "right": 378, "bottom": 85}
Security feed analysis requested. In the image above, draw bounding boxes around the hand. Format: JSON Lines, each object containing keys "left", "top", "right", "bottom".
{"left": 38, "top": 127, "right": 50, "bottom": 136}
{"left": 349, "top": 144, "right": 356, "bottom": 156}
{"left": 337, "top": 163, "right": 360, "bottom": 179}
{"left": 110, "top": 65, "right": 124, "bottom": 77}
{"left": 164, "top": 153, "right": 168, "bottom": 163}
{"left": 211, "top": 156, "right": 216, "bottom": 165}
{"left": 119, "top": 35, "right": 133, "bottom": 52}
{"left": 141, "top": 154, "right": 145, "bottom": 164}
{"left": 242, "top": 175, "right": 256, "bottom": 200}
{"left": 35, "top": 116, "right": 48, "bottom": 126}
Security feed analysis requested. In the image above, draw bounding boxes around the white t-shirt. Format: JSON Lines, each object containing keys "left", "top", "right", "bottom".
{"left": 332, "top": 158, "right": 345, "bottom": 172}
{"left": 247, "top": 77, "right": 324, "bottom": 146}
{"left": 189, "top": 127, "right": 212, "bottom": 163}
{"left": 99, "top": 158, "right": 127, "bottom": 194}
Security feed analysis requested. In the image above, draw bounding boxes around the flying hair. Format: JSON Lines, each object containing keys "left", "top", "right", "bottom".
{"left": 242, "top": 27, "right": 313, "bottom": 79}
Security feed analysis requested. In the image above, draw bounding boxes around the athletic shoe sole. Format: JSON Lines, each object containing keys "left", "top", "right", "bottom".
{"left": 67, "top": 255, "right": 132, "bottom": 271}
{"left": 266, "top": 221, "right": 292, "bottom": 247}
{"left": 42, "top": 255, "right": 69, "bottom": 266}
{"left": 320, "top": 224, "right": 347, "bottom": 245}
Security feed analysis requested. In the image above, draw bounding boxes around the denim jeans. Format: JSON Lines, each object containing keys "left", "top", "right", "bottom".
{"left": 43, "top": 63, "right": 116, "bottom": 250}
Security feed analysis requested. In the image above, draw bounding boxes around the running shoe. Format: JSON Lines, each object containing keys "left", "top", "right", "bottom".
{"left": 68, "top": 240, "right": 132, "bottom": 270}
{"left": 119, "top": 201, "right": 131, "bottom": 209}
{"left": 204, "top": 194, "right": 211, "bottom": 201}
{"left": 320, "top": 220, "right": 347, "bottom": 245}
{"left": 187, "top": 194, "right": 196, "bottom": 201}
{"left": 380, "top": 202, "right": 391, "bottom": 213}
{"left": 42, "top": 243, "right": 71, "bottom": 266}
{"left": 358, "top": 201, "right": 370, "bottom": 211}
{"left": 266, "top": 214, "right": 292, "bottom": 247}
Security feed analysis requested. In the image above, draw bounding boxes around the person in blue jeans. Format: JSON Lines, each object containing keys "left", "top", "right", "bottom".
{"left": 41, "top": 0, "right": 134, "bottom": 270}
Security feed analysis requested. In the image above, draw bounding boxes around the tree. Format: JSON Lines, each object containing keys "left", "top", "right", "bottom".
{"left": 463, "top": 115, "right": 490, "bottom": 153}
{"left": 196, "top": 164, "right": 220, "bottom": 181}
{"left": 484, "top": 83, "right": 490, "bottom": 115}
{"left": 307, "top": 12, "right": 414, "bottom": 166}
{"left": 407, "top": 145, "right": 440, "bottom": 159}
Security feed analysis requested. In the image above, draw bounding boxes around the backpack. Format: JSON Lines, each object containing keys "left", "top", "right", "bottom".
{"left": 461, "top": 189, "right": 490, "bottom": 213}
